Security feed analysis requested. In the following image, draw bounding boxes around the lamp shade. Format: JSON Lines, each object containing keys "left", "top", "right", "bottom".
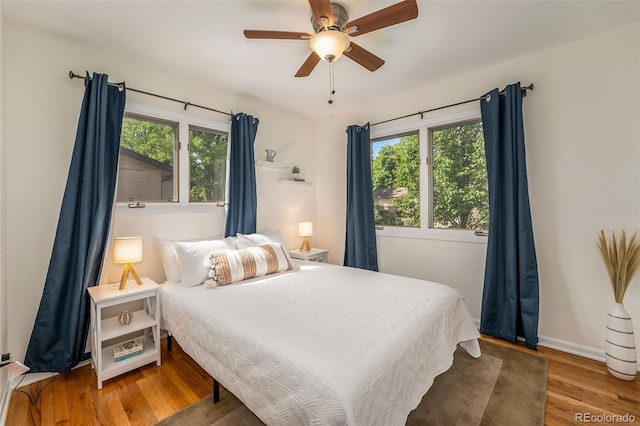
{"left": 298, "top": 222, "right": 313, "bottom": 238}
{"left": 113, "top": 237, "right": 143, "bottom": 264}
{"left": 309, "top": 30, "right": 350, "bottom": 62}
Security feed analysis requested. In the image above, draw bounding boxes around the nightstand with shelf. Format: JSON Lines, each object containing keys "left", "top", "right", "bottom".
{"left": 88, "top": 277, "right": 161, "bottom": 389}
{"left": 288, "top": 248, "right": 329, "bottom": 263}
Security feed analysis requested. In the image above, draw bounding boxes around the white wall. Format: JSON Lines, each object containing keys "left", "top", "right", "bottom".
{"left": 0, "top": 2, "right": 6, "bottom": 357}
{"left": 3, "top": 19, "right": 317, "bottom": 365}
{"left": 316, "top": 23, "right": 640, "bottom": 361}
{"left": 0, "top": 8, "right": 10, "bottom": 425}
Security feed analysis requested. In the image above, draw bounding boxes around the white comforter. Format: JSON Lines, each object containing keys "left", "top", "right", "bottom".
{"left": 161, "top": 261, "right": 480, "bottom": 426}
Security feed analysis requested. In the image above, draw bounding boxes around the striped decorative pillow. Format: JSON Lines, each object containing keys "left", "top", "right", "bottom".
{"left": 204, "top": 243, "right": 292, "bottom": 288}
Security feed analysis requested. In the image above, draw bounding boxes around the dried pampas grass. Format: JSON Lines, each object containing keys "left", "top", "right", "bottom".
{"left": 597, "top": 229, "right": 640, "bottom": 303}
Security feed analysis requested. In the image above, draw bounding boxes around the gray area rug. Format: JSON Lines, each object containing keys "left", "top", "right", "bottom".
{"left": 155, "top": 340, "right": 548, "bottom": 426}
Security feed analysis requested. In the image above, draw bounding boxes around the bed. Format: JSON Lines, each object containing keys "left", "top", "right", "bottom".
{"left": 159, "top": 236, "right": 480, "bottom": 426}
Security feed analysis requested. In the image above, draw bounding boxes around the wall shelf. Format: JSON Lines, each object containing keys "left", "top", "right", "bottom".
{"left": 278, "top": 179, "right": 312, "bottom": 186}
{"left": 256, "top": 160, "right": 289, "bottom": 170}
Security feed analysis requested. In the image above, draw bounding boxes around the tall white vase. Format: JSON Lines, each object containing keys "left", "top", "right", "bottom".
{"left": 605, "top": 303, "right": 637, "bottom": 381}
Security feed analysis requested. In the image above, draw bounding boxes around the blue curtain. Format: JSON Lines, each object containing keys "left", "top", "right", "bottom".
{"left": 224, "top": 113, "right": 259, "bottom": 237}
{"left": 24, "top": 73, "right": 126, "bottom": 372}
{"left": 480, "top": 82, "right": 539, "bottom": 350}
{"left": 344, "top": 124, "right": 378, "bottom": 271}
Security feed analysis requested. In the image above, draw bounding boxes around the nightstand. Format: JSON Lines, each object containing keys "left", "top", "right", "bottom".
{"left": 87, "top": 277, "right": 161, "bottom": 389}
{"left": 288, "top": 248, "right": 329, "bottom": 263}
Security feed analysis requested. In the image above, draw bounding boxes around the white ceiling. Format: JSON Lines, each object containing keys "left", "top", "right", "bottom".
{"left": 3, "top": 0, "right": 640, "bottom": 119}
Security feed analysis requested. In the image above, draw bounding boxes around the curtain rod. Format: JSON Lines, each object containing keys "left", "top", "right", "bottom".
{"left": 68, "top": 71, "right": 232, "bottom": 117}
{"left": 370, "top": 83, "right": 534, "bottom": 127}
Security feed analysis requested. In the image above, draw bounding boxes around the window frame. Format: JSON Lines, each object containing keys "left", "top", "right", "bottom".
{"left": 188, "top": 124, "right": 229, "bottom": 204}
{"left": 120, "top": 111, "right": 180, "bottom": 203}
{"left": 370, "top": 107, "right": 487, "bottom": 244}
{"left": 371, "top": 130, "right": 421, "bottom": 229}
{"left": 116, "top": 102, "right": 230, "bottom": 216}
{"left": 428, "top": 117, "right": 487, "bottom": 231}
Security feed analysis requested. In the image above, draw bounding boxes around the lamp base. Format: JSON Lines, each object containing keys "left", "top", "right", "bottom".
{"left": 119, "top": 263, "right": 142, "bottom": 290}
{"left": 299, "top": 237, "right": 311, "bottom": 253}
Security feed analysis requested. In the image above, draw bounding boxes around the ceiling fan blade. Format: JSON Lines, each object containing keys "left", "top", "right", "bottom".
{"left": 346, "top": 0, "right": 418, "bottom": 37}
{"left": 343, "top": 42, "right": 385, "bottom": 72}
{"left": 295, "top": 52, "right": 321, "bottom": 77}
{"left": 244, "top": 30, "right": 312, "bottom": 40}
{"left": 309, "top": 0, "right": 335, "bottom": 28}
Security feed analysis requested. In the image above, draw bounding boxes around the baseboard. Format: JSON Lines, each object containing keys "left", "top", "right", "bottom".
{"left": 14, "top": 371, "right": 54, "bottom": 388}
{"left": 538, "top": 336, "right": 640, "bottom": 372}
{"left": 472, "top": 319, "right": 640, "bottom": 372}
{"left": 537, "top": 335, "right": 603, "bottom": 361}
{"left": 13, "top": 358, "right": 92, "bottom": 389}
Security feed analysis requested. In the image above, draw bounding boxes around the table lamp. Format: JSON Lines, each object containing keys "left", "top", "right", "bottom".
{"left": 113, "top": 237, "right": 143, "bottom": 290}
{"left": 298, "top": 222, "right": 313, "bottom": 253}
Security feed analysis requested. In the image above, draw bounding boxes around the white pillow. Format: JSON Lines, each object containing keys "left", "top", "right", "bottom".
{"left": 236, "top": 230, "right": 293, "bottom": 265}
{"left": 175, "top": 237, "right": 236, "bottom": 287}
{"left": 158, "top": 236, "right": 222, "bottom": 283}
{"left": 159, "top": 240, "right": 183, "bottom": 283}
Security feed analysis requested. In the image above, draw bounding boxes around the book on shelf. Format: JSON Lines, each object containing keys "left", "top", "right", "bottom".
{"left": 114, "top": 338, "right": 143, "bottom": 362}
{"left": 114, "top": 351, "right": 143, "bottom": 363}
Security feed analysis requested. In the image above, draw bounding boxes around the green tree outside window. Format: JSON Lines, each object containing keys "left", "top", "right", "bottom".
{"left": 189, "top": 128, "right": 228, "bottom": 202}
{"left": 431, "top": 121, "right": 488, "bottom": 230}
{"left": 372, "top": 133, "right": 420, "bottom": 227}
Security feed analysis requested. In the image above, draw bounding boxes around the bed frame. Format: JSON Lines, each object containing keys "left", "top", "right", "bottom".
{"left": 167, "top": 334, "right": 220, "bottom": 404}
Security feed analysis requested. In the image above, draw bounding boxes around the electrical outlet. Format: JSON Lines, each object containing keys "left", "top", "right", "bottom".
{"left": 1, "top": 353, "right": 9, "bottom": 362}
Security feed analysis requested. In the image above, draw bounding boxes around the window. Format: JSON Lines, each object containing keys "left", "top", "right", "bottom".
{"left": 116, "top": 107, "right": 229, "bottom": 205}
{"left": 117, "top": 114, "right": 178, "bottom": 203}
{"left": 189, "top": 126, "right": 228, "bottom": 203}
{"left": 372, "top": 132, "right": 420, "bottom": 228}
{"left": 371, "top": 110, "right": 488, "bottom": 241}
{"left": 429, "top": 120, "right": 488, "bottom": 230}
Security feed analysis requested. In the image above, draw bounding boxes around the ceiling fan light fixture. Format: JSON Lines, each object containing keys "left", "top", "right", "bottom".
{"left": 309, "top": 30, "right": 350, "bottom": 62}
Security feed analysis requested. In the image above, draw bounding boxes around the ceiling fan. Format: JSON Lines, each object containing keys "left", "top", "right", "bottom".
{"left": 243, "top": 0, "right": 419, "bottom": 78}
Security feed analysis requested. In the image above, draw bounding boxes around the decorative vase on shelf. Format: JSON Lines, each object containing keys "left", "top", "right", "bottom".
{"left": 265, "top": 149, "right": 276, "bottom": 162}
{"left": 605, "top": 303, "right": 637, "bottom": 380}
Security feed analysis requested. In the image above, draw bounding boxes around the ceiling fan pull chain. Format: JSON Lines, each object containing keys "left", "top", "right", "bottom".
{"left": 328, "top": 61, "right": 335, "bottom": 105}
{"left": 332, "top": 61, "right": 336, "bottom": 96}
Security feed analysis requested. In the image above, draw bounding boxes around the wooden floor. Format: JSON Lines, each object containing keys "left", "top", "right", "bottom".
{"left": 6, "top": 336, "right": 640, "bottom": 425}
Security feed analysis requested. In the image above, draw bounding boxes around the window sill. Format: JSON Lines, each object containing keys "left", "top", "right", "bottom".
{"left": 115, "top": 202, "right": 225, "bottom": 216}
{"left": 375, "top": 226, "right": 488, "bottom": 244}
